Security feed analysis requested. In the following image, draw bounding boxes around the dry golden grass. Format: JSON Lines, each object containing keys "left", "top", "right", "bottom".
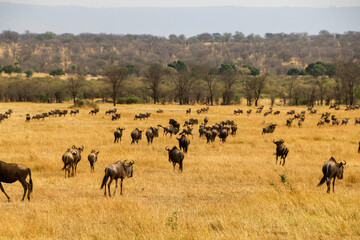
{"left": 0, "top": 101, "right": 360, "bottom": 239}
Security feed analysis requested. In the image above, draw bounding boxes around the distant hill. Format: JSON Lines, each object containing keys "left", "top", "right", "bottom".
{"left": 0, "top": 3, "right": 359, "bottom": 36}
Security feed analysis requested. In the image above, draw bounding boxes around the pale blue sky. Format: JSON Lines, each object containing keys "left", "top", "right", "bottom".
{"left": 1, "top": 0, "right": 360, "bottom": 7}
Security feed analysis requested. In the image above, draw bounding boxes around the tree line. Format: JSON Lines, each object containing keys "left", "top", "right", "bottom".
{"left": 1, "top": 60, "right": 359, "bottom": 107}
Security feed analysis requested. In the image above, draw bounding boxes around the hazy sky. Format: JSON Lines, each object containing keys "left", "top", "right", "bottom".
{"left": 1, "top": 0, "right": 360, "bottom": 7}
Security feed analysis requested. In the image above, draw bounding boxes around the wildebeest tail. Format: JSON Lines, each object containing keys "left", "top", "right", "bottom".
{"left": 317, "top": 175, "right": 327, "bottom": 187}
{"left": 100, "top": 171, "right": 109, "bottom": 189}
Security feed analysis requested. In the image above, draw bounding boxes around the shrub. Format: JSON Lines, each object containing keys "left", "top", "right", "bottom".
{"left": 25, "top": 69, "right": 34, "bottom": 77}
{"left": 117, "top": 95, "right": 143, "bottom": 104}
{"left": 50, "top": 68, "right": 65, "bottom": 76}
{"left": 71, "top": 99, "right": 98, "bottom": 108}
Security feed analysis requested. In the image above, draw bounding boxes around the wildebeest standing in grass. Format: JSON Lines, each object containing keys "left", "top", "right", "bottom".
{"left": 71, "top": 145, "right": 84, "bottom": 176}
{"left": 62, "top": 148, "right": 75, "bottom": 178}
{"left": 88, "top": 150, "right": 99, "bottom": 172}
{"left": 114, "top": 127, "right": 125, "bottom": 143}
{"left": 318, "top": 157, "right": 346, "bottom": 193}
{"left": 146, "top": 127, "right": 158, "bottom": 144}
{"left": 131, "top": 128, "right": 143, "bottom": 144}
{"left": 262, "top": 124, "right": 277, "bottom": 134}
{"left": 101, "top": 160, "right": 134, "bottom": 196}
{"left": 273, "top": 139, "right": 289, "bottom": 166}
{"left": 0, "top": 161, "right": 33, "bottom": 201}
{"left": 177, "top": 134, "right": 190, "bottom": 153}
{"left": 165, "top": 146, "right": 185, "bottom": 172}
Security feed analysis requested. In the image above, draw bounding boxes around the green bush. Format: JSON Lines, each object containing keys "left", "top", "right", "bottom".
{"left": 117, "top": 95, "right": 143, "bottom": 104}
{"left": 71, "top": 99, "right": 98, "bottom": 108}
{"left": 50, "top": 68, "right": 65, "bottom": 76}
{"left": 25, "top": 69, "right": 34, "bottom": 77}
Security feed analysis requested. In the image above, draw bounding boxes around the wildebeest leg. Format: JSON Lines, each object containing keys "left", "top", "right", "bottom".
{"left": 120, "top": 178, "right": 123, "bottom": 195}
{"left": 326, "top": 179, "right": 331, "bottom": 193}
{"left": 113, "top": 179, "right": 118, "bottom": 196}
{"left": 276, "top": 155, "right": 278, "bottom": 165}
{"left": 332, "top": 178, "right": 336, "bottom": 193}
{"left": 107, "top": 177, "right": 113, "bottom": 197}
{"left": 179, "top": 161, "right": 183, "bottom": 172}
{"left": 282, "top": 156, "right": 286, "bottom": 166}
{"left": 20, "top": 180, "right": 28, "bottom": 201}
{"left": 173, "top": 162, "right": 176, "bottom": 170}
{"left": 0, "top": 182, "right": 11, "bottom": 202}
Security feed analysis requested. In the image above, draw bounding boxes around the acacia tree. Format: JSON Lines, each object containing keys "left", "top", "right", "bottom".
{"left": 193, "top": 65, "right": 218, "bottom": 105}
{"left": 337, "top": 62, "right": 360, "bottom": 105}
{"left": 67, "top": 74, "right": 85, "bottom": 104}
{"left": 244, "top": 75, "right": 267, "bottom": 106}
{"left": 218, "top": 62, "right": 237, "bottom": 105}
{"left": 143, "top": 63, "right": 164, "bottom": 104}
{"left": 105, "top": 65, "right": 129, "bottom": 106}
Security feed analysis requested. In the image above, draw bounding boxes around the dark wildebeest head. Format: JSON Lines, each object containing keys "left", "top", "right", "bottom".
{"left": 100, "top": 160, "right": 134, "bottom": 196}
{"left": 165, "top": 146, "right": 185, "bottom": 172}
{"left": 0, "top": 161, "right": 33, "bottom": 202}
{"left": 318, "top": 157, "right": 346, "bottom": 193}
{"left": 88, "top": 150, "right": 99, "bottom": 172}
{"left": 273, "top": 139, "right": 289, "bottom": 166}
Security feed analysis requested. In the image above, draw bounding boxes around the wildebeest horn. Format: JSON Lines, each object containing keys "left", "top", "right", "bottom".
{"left": 280, "top": 139, "right": 284, "bottom": 142}
{"left": 130, "top": 160, "right": 134, "bottom": 165}
{"left": 123, "top": 160, "right": 128, "bottom": 164}
{"left": 273, "top": 140, "right": 276, "bottom": 143}
{"left": 72, "top": 145, "right": 76, "bottom": 149}
{"left": 96, "top": 151, "right": 99, "bottom": 155}
{"left": 165, "top": 147, "right": 169, "bottom": 150}
{"left": 343, "top": 160, "right": 347, "bottom": 165}
{"left": 81, "top": 145, "right": 84, "bottom": 150}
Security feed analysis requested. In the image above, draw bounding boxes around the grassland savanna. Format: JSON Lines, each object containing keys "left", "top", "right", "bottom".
{"left": 0, "top": 102, "right": 360, "bottom": 239}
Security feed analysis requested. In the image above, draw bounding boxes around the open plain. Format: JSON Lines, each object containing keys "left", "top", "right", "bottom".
{"left": 0, "top": 102, "right": 360, "bottom": 239}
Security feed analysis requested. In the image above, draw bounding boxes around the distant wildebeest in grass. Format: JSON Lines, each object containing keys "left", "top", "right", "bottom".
{"left": 88, "top": 150, "right": 99, "bottom": 172}
{"left": 0, "top": 161, "right": 33, "bottom": 202}
{"left": 287, "top": 110, "right": 295, "bottom": 115}
{"left": 25, "top": 113, "right": 30, "bottom": 122}
{"left": 112, "top": 113, "right": 121, "bottom": 121}
{"left": 131, "top": 128, "right": 143, "bottom": 144}
{"left": 231, "top": 125, "right": 237, "bottom": 135}
{"left": 286, "top": 118, "right": 294, "bottom": 127}
{"left": 146, "top": 127, "right": 158, "bottom": 144}
{"left": 70, "top": 109, "right": 79, "bottom": 115}
{"left": 89, "top": 108, "right": 99, "bottom": 115}
{"left": 71, "top": 145, "right": 84, "bottom": 176}
{"left": 317, "top": 120, "right": 324, "bottom": 126}
{"left": 177, "top": 134, "right": 190, "bottom": 153}
{"left": 247, "top": 109, "right": 252, "bottom": 115}
{"left": 298, "top": 121, "right": 302, "bottom": 127}
{"left": 341, "top": 118, "right": 349, "bottom": 125}
{"left": 165, "top": 146, "right": 184, "bottom": 172}
{"left": 100, "top": 160, "right": 134, "bottom": 196}
{"left": 179, "top": 126, "right": 193, "bottom": 138}
{"left": 262, "top": 124, "right": 277, "bottom": 134}
{"left": 114, "top": 127, "right": 125, "bottom": 143}
{"left": 169, "top": 119, "right": 180, "bottom": 129}
{"left": 355, "top": 118, "right": 360, "bottom": 125}
{"left": 105, "top": 108, "right": 117, "bottom": 115}
{"left": 218, "top": 129, "right": 229, "bottom": 142}
{"left": 186, "top": 108, "right": 191, "bottom": 114}
{"left": 157, "top": 109, "right": 163, "bottom": 113}
{"left": 183, "top": 118, "right": 198, "bottom": 127}
{"left": 317, "top": 157, "right": 346, "bottom": 193}
{"left": 273, "top": 110, "right": 280, "bottom": 115}
{"left": 273, "top": 139, "right": 289, "bottom": 166}
{"left": 157, "top": 125, "right": 179, "bottom": 137}
{"left": 203, "top": 117, "right": 209, "bottom": 125}
{"left": 234, "top": 109, "right": 243, "bottom": 114}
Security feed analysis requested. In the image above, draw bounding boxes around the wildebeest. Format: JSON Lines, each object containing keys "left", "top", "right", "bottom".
{"left": 234, "top": 109, "right": 243, "bottom": 114}
{"left": 247, "top": 109, "right": 252, "bottom": 115}
{"left": 112, "top": 113, "right": 121, "bottom": 121}
{"left": 0, "top": 161, "right": 33, "bottom": 201}
{"left": 218, "top": 129, "right": 229, "bottom": 142}
{"left": 70, "top": 109, "right": 79, "bottom": 115}
{"left": 131, "top": 128, "right": 143, "bottom": 144}
{"left": 62, "top": 148, "right": 75, "bottom": 178}
{"left": 262, "top": 124, "right": 277, "bottom": 134}
{"left": 157, "top": 125, "right": 179, "bottom": 137}
{"left": 71, "top": 145, "right": 84, "bottom": 176}
{"left": 89, "top": 108, "right": 99, "bottom": 115}
{"left": 169, "top": 119, "right": 180, "bottom": 129}
{"left": 177, "top": 134, "right": 190, "bottom": 153}
{"left": 183, "top": 118, "right": 198, "bottom": 127}
{"left": 355, "top": 118, "right": 360, "bottom": 125}
{"left": 273, "top": 110, "right": 280, "bottom": 115}
{"left": 88, "top": 150, "right": 99, "bottom": 172}
{"left": 203, "top": 117, "right": 209, "bottom": 125}
{"left": 230, "top": 125, "right": 237, "bottom": 135}
{"left": 179, "top": 127, "right": 193, "bottom": 138}
{"left": 25, "top": 113, "right": 30, "bottom": 122}
{"left": 100, "top": 160, "right": 134, "bottom": 196}
{"left": 145, "top": 127, "right": 158, "bottom": 144}
{"left": 286, "top": 118, "right": 294, "bottom": 127}
{"left": 186, "top": 108, "right": 191, "bottom": 114}
{"left": 287, "top": 110, "right": 295, "bottom": 115}
{"left": 114, "top": 127, "right": 125, "bottom": 143}
{"left": 105, "top": 108, "right": 117, "bottom": 115}
{"left": 273, "top": 139, "right": 289, "bottom": 166}
{"left": 317, "top": 120, "right": 324, "bottom": 126}
{"left": 341, "top": 118, "right": 349, "bottom": 125}
{"left": 317, "top": 157, "right": 346, "bottom": 193}
{"left": 165, "top": 146, "right": 185, "bottom": 172}
{"left": 157, "top": 109, "right": 163, "bottom": 113}
{"left": 298, "top": 121, "right": 302, "bottom": 127}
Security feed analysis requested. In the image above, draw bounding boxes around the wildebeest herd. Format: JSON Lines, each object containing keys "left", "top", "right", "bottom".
{"left": 1, "top": 104, "right": 359, "bottom": 202}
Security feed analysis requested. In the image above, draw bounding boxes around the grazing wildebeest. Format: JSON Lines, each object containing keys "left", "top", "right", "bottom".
{"left": 317, "top": 157, "right": 346, "bottom": 193}
{"left": 247, "top": 109, "right": 252, "bottom": 115}
{"left": 112, "top": 113, "right": 121, "bottom": 121}
{"left": 71, "top": 145, "right": 84, "bottom": 176}
{"left": 70, "top": 109, "right": 79, "bottom": 115}
{"left": 179, "top": 127, "right": 193, "bottom": 138}
{"left": 157, "top": 109, "right": 163, "bottom": 113}
{"left": 26, "top": 114, "right": 30, "bottom": 122}
{"left": 273, "top": 139, "right": 289, "bottom": 166}
{"left": 287, "top": 110, "right": 295, "bottom": 115}
{"left": 203, "top": 117, "right": 209, "bottom": 125}
{"left": 131, "top": 128, "right": 143, "bottom": 144}
{"left": 176, "top": 134, "right": 190, "bottom": 153}
{"left": 183, "top": 118, "right": 198, "bottom": 127}
{"left": 186, "top": 108, "right": 191, "bottom": 114}
{"left": 298, "top": 121, "right": 302, "bottom": 127}
{"left": 341, "top": 118, "right": 349, "bottom": 125}
{"left": 355, "top": 118, "right": 360, "bottom": 125}
{"left": 145, "top": 127, "right": 158, "bottom": 144}
{"left": 100, "top": 160, "right": 134, "bottom": 196}
{"left": 89, "top": 108, "right": 99, "bottom": 115}
{"left": 88, "top": 150, "right": 99, "bottom": 172}
{"left": 262, "top": 124, "right": 277, "bottom": 134}
{"left": 273, "top": 110, "right": 280, "bottom": 115}
{"left": 105, "top": 108, "right": 117, "bottom": 115}
{"left": 230, "top": 125, "right": 237, "bottom": 135}
{"left": 165, "top": 146, "right": 185, "bottom": 172}
{"left": 234, "top": 109, "right": 243, "bottom": 114}
{"left": 317, "top": 120, "right": 324, "bottom": 126}
{"left": 114, "top": 127, "right": 125, "bottom": 143}
{"left": 286, "top": 118, "right": 294, "bottom": 127}
{"left": 169, "top": 119, "right": 180, "bottom": 129}
{"left": 157, "top": 125, "right": 179, "bottom": 137}
{"left": 62, "top": 148, "right": 75, "bottom": 178}
{"left": 0, "top": 161, "right": 33, "bottom": 202}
